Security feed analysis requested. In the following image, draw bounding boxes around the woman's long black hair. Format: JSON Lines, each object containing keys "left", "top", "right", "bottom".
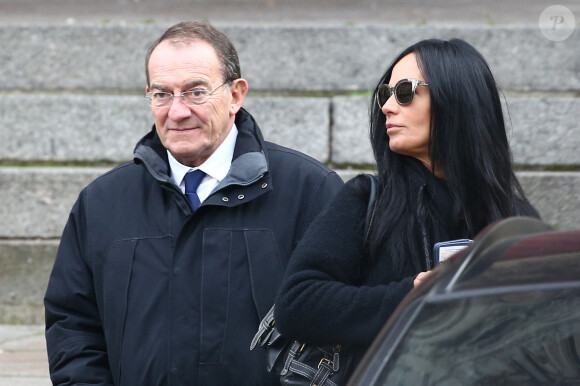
{"left": 367, "top": 38, "right": 538, "bottom": 276}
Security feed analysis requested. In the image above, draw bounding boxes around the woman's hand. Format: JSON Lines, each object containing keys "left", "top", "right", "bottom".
{"left": 413, "top": 271, "right": 431, "bottom": 287}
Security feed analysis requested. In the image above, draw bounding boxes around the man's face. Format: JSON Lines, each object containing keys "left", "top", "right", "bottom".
{"left": 146, "top": 40, "right": 242, "bottom": 167}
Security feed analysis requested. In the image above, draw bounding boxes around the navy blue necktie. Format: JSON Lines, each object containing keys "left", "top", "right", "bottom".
{"left": 184, "top": 170, "right": 205, "bottom": 210}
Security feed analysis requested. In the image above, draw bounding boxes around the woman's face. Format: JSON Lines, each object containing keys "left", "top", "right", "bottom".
{"left": 380, "top": 53, "right": 432, "bottom": 169}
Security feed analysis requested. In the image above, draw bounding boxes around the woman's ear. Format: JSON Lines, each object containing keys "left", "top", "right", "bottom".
{"left": 229, "top": 78, "right": 249, "bottom": 115}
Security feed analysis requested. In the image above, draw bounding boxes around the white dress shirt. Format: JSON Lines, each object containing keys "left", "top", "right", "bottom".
{"left": 168, "top": 124, "right": 238, "bottom": 203}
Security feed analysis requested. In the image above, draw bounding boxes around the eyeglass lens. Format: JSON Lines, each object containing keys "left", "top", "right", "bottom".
{"left": 149, "top": 91, "right": 207, "bottom": 107}
{"left": 395, "top": 81, "right": 413, "bottom": 105}
{"left": 377, "top": 80, "right": 414, "bottom": 107}
{"left": 146, "top": 80, "right": 231, "bottom": 108}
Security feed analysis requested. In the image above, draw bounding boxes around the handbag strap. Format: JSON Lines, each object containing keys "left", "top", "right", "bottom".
{"left": 286, "top": 359, "right": 340, "bottom": 386}
{"left": 364, "top": 174, "right": 378, "bottom": 242}
{"left": 283, "top": 341, "right": 341, "bottom": 386}
{"left": 250, "top": 304, "right": 276, "bottom": 350}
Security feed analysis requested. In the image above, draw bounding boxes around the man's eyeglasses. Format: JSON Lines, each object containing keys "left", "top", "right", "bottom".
{"left": 145, "top": 79, "right": 232, "bottom": 108}
{"left": 376, "top": 78, "right": 429, "bottom": 108}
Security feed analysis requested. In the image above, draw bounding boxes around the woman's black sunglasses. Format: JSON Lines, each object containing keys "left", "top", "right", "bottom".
{"left": 376, "top": 78, "right": 429, "bottom": 108}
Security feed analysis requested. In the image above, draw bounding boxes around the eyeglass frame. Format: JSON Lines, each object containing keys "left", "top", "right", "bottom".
{"left": 145, "top": 79, "right": 234, "bottom": 108}
{"left": 375, "top": 78, "right": 429, "bottom": 108}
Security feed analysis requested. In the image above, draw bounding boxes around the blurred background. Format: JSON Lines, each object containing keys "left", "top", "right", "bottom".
{"left": 0, "top": 0, "right": 579, "bottom": 383}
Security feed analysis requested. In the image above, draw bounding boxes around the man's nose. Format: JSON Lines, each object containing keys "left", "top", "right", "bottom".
{"left": 167, "top": 95, "right": 192, "bottom": 120}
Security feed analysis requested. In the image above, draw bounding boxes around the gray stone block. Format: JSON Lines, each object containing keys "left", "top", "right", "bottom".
{"left": 0, "top": 95, "right": 148, "bottom": 162}
{"left": 518, "top": 172, "right": 580, "bottom": 231}
{"left": 508, "top": 98, "right": 580, "bottom": 165}
{"left": 0, "top": 25, "right": 151, "bottom": 91}
{"left": 0, "top": 95, "right": 329, "bottom": 163}
{"left": 0, "top": 240, "right": 58, "bottom": 324}
{"left": 242, "top": 97, "right": 331, "bottom": 161}
{"left": 331, "top": 96, "right": 580, "bottom": 166}
{"left": 231, "top": 25, "right": 580, "bottom": 92}
{"left": 1, "top": 25, "right": 578, "bottom": 92}
{"left": 0, "top": 167, "right": 106, "bottom": 238}
{"left": 332, "top": 96, "right": 372, "bottom": 165}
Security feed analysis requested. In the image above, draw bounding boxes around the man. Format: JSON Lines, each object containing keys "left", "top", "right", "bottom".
{"left": 44, "top": 21, "right": 343, "bottom": 385}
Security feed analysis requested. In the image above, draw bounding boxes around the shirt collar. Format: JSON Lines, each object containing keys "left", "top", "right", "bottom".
{"left": 168, "top": 124, "right": 238, "bottom": 187}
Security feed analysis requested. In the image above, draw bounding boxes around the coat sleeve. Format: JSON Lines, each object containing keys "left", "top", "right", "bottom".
{"left": 275, "top": 177, "right": 414, "bottom": 347}
{"left": 44, "top": 191, "right": 115, "bottom": 385}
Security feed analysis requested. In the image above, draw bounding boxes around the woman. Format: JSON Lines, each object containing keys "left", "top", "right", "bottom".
{"left": 274, "top": 38, "right": 539, "bottom": 374}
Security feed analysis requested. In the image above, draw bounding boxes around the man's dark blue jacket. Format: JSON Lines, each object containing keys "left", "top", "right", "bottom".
{"left": 44, "top": 108, "right": 344, "bottom": 385}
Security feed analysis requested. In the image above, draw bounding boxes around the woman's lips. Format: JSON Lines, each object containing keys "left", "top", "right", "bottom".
{"left": 386, "top": 123, "right": 402, "bottom": 134}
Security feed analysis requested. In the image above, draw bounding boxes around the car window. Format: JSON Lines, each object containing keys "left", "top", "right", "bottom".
{"left": 374, "top": 286, "right": 580, "bottom": 385}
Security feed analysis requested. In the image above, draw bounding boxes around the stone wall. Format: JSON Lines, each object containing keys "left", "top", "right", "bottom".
{"left": 1, "top": 24, "right": 579, "bottom": 323}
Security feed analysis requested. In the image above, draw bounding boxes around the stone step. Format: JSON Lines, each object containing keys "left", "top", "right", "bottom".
{"left": 0, "top": 95, "right": 331, "bottom": 164}
{"left": 1, "top": 94, "right": 579, "bottom": 165}
{"left": 0, "top": 240, "right": 58, "bottom": 324}
{"left": 1, "top": 20, "right": 579, "bottom": 325}
{"left": 1, "top": 167, "right": 579, "bottom": 238}
{"left": 1, "top": 25, "right": 578, "bottom": 92}
{"left": 1, "top": 168, "right": 580, "bottom": 324}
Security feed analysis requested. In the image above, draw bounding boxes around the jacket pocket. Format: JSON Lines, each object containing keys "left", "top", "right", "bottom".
{"left": 101, "top": 236, "right": 173, "bottom": 384}
{"left": 102, "top": 239, "right": 137, "bottom": 384}
{"left": 245, "top": 230, "right": 283, "bottom": 318}
{"left": 199, "top": 229, "right": 282, "bottom": 364}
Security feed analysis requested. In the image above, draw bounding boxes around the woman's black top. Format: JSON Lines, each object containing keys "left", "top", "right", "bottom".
{"left": 275, "top": 169, "right": 469, "bottom": 350}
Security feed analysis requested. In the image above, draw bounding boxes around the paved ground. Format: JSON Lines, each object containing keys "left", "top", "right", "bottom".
{"left": 0, "top": 325, "right": 50, "bottom": 386}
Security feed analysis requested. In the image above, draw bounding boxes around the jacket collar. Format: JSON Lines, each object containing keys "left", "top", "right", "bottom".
{"left": 403, "top": 158, "right": 456, "bottom": 227}
{"left": 133, "top": 108, "right": 271, "bottom": 204}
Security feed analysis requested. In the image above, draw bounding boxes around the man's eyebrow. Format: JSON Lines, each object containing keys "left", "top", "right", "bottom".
{"left": 183, "top": 80, "right": 210, "bottom": 89}
{"left": 149, "top": 83, "right": 170, "bottom": 91}
{"left": 149, "top": 80, "right": 210, "bottom": 91}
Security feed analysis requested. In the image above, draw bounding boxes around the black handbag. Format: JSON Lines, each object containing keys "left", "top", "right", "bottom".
{"left": 250, "top": 174, "right": 378, "bottom": 386}
{"left": 250, "top": 304, "right": 353, "bottom": 386}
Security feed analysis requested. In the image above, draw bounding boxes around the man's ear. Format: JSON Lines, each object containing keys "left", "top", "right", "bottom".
{"left": 229, "top": 78, "right": 248, "bottom": 115}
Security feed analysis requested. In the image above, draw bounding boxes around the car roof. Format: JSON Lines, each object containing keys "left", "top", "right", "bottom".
{"left": 433, "top": 217, "right": 580, "bottom": 295}
{"left": 348, "top": 217, "right": 580, "bottom": 386}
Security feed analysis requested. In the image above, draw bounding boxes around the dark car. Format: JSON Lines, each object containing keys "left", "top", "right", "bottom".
{"left": 348, "top": 216, "right": 580, "bottom": 385}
